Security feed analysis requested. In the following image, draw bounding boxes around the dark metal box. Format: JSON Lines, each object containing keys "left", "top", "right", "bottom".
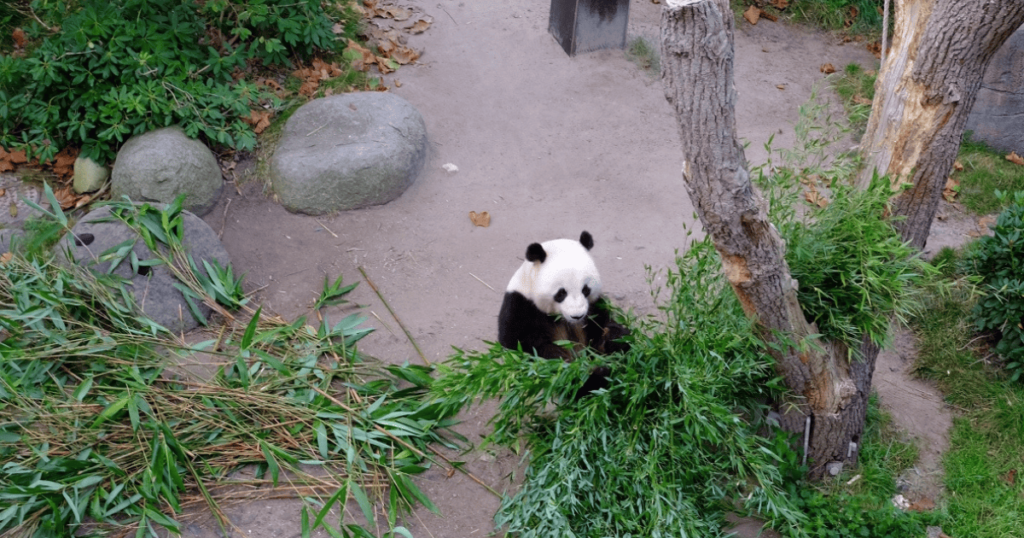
{"left": 549, "top": 0, "right": 631, "bottom": 56}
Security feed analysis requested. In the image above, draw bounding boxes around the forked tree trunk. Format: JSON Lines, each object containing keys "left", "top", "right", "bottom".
{"left": 858, "top": 1, "right": 1024, "bottom": 249}
{"left": 660, "top": 0, "right": 865, "bottom": 479}
{"left": 660, "top": 0, "right": 1024, "bottom": 480}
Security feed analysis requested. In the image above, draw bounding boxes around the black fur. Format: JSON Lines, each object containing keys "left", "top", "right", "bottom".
{"left": 579, "top": 231, "right": 593, "bottom": 250}
{"left": 498, "top": 291, "right": 630, "bottom": 397}
{"left": 525, "top": 243, "right": 546, "bottom": 263}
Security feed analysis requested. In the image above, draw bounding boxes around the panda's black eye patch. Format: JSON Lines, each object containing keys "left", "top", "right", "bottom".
{"left": 554, "top": 288, "right": 567, "bottom": 303}
{"left": 582, "top": 285, "right": 591, "bottom": 297}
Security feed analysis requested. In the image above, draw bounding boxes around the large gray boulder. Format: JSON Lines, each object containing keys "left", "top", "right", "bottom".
{"left": 55, "top": 204, "right": 231, "bottom": 333}
{"left": 111, "top": 127, "right": 224, "bottom": 217}
{"left": 966, "top": 25, "right": 1024, "bottom": 153}
{"left": 270, "top": 92, "right": 427, "bottom": 215}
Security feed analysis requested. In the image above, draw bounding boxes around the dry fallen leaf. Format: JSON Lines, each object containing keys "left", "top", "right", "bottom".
{"left": 759, "top": 11, "right": 778, "bottom": 22}
{"left": 52, "top": 147, "right": 78, "bottom": 180}
{"left": 332, "top": 23, "right": 345, "bottom": 35}
{"left": 853, "top": 94, "right": 872, "bottom": 105}
{"left": 0, "top": 252, "right": 12, "bottom": 265}
{"left": 1002, "top": 468, "right": 1017, "bottom": 485}
{"left": 347, "top": 39, "right": 377, "bottom": 71}
{"left": 845, "top": 5, "right": 860, "bottom": 27}
{"left": 776, "top": 84, "right": 785, "bottom": 90}
{"left": 0, "top": 188, "right": 5, "bottom": 197}
{"left": 9, "top": 150, "right": 28, "bottom": 164}
{"left": 12, "top": 28, "right": 26, "bottom": 48}
{"left": 908, "top": 497, "right": 936, "bottom": 512}
{"left": 979, "top": 215, "right": 997, "bottom": 230}
{"left": 804, "top": 186, "right": 829, "bottom": 208}
{"left": 943, "top": 177, "right": 960, "bottom": 202}
{"left": 743, "top": 5, "right": 761, "bottom": 25}
{"left": 867, "top": 41, "right": 882, "bottom": 59}
{"left": 1007, "top": 151, "right": 1024, "bottom": 166}
{"left": 244, "top": 109, "right": 272, "bottom": 134}
{"left": 865, "top": 69, "right": 877, "bottom": 77}
{"left": 374, "top": 56, "right": 397, "bottom": 74}
{"left": 771, "top": 0, "right": 789, "bottom": 8}
{"left": 407, "top": 19, "right": 432, "bottom": 34}
{"left": 953, "top": 160, "right": 964, "bottom": 171}
{"left": 394, "top": 80, "right": 403, "bottom": 88}
{"left": 381, "top": 6, "right": 413, "bottom": 21}
{"left": 820, "top": 63, "right": 836, "bottom": 74}
{"left": 469, "top": 211, "right": 491, "bottom": 227}
{"left": 391, "top": 46, "right": 420, "bottom": 65}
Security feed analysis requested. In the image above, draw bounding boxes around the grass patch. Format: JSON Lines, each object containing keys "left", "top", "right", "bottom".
{"left": 787, "top": 0, "right": 885, "bottom": 37}
{"left": 911, "top": 263, "right": 1024, "bottom": 538}
{"left": 952, "top": 136, "right": 1024, "bottom": 215}
{"left": 731, "top": 0, "right": 886, "bottom": 37}
{"left": 830, "top": 63, "right": 877, "bottom": 135}
{"left": 625, "top": 36, "right": 660, "bottom": 77}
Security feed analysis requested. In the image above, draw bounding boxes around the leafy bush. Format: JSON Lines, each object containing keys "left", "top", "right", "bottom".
{"left": 0, "top": 0, "right": 356, "bottom": 164}
{"left": 967, "top": 190, "right": 1024, "bottom": 382}
{"left": 431, "top": 237, "right": 807, "bottom": 537}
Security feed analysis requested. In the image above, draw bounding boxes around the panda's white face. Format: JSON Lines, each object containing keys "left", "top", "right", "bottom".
{"left": 507, "top": 237, "right": 602, "bottom": 325}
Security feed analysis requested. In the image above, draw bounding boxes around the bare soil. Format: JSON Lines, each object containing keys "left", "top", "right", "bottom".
{"left": 167, "top": 0, "right": 965, "bottom": 535}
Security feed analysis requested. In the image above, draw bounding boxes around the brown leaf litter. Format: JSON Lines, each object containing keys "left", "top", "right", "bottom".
{"left": 469, "top": 211, "right": 491, "bottom": 227}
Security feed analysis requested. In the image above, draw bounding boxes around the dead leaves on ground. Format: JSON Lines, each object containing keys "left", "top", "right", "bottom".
{"left": 943, "top": 177, "right": 960, "bottom": 203}
{"left": 12, "top": 28, "right": 27, "bottom": 49}
{"left": 1007, "top": 151, "right": 1024, "bottom": 166}
{"left": 242, "top": 109, "right": 273, "bottom": 134}
{"left": 352, "top": 0, "right": 428, "bottom": 75}
{"left": 469, "top": 211, "right": 491, "bottom": 227}
{"left": 820, "top": 63, "right": 836, "bottom": 74}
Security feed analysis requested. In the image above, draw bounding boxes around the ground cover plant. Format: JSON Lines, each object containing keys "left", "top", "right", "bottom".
{"left": 0, "top": 0, "right": 360, "bottom": 164}
{"left": 911, "top": 253, "right": 1024, "bottom": 538}
{"left": 755, "top": 96, "right": 934, "bottom": 352}
{"left": 0, "top": 192, "right": 457, "bottom": 537}
{"left": 963, "top": 191, "right": 1024, "bottom": 383}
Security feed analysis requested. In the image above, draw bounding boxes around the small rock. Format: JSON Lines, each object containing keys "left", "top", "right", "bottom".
{"left": 73, "top": 156, "right": 110, "bottom": 194}
{"left": 826, "top": 462, "right": 843, "bottom": 476}
{"left": 111, "top": 126, "right": 224, "bottom": 217}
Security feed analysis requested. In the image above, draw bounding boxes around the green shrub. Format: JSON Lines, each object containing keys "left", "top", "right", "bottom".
{"left": 0, "top": 0, "right": 356, "bottom": 164}
{"left": 967, "top": 191, "right": 1024, "bottom": 382}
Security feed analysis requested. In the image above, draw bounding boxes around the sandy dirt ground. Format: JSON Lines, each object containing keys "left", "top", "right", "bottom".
{"left": 160, "top": 0, "right": 974, "bottom": 535}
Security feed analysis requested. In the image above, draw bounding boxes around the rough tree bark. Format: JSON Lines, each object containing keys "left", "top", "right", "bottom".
{"left": 660, "top": 0, "right": 863, "bottom": 479}
{"left": 659, "top": 0, "right": 1024, "bottom": 480}
{"left": 858, "top": 1, "right": 1024, "bottom": 249}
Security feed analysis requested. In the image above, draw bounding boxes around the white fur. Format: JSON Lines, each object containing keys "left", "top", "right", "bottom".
{"left": 506, "top": 238, "right": 602, "bottom": 323}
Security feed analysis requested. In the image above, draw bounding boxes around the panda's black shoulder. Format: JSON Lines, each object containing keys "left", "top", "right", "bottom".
{"left": 498, "top": 291, "right": 555, "bottom": 351}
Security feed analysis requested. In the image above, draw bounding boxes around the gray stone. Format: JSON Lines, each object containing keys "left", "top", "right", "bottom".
{"left": 0, "top": 174, "right": 43, "bottom": 228}
{"left": 111, "top": 127, "right": 224, "bottom": 217}
{"left": 55, "top": 204, "right": 231, "bottom": 333}
{"left": 270, "top": 92, "right": 427, "bottom": 215}
{"left": 966, "top": 25, "right": 1024, "bottom": 153}
{"left": 73, "top": 156, "right": 110, "bottom": 194}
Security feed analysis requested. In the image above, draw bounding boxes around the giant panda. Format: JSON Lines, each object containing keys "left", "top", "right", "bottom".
{"left": 498, "top": 231, "right": 630, "bottom": 395}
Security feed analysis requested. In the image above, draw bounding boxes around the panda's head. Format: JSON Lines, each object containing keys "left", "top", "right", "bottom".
{"left": 507, "top": 231, "right": 602, "bottom": 325}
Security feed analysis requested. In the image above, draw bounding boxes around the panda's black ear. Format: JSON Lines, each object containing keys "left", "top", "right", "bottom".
{"left": 526, "top": 243, "right": 546, "bottom": 263}
{"left": 580, "top": 231, "right": 594, "bottom": 250}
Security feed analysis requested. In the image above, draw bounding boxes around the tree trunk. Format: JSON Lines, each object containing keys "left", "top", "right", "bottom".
{"left": 660, "top": 0, "right": 1024, "bottom": 481}
{"left": 659, "top": 0, "right": 868, "bottom": 479}
{"left": 858, "top": 1, "right": 1024, "bottom": 249}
